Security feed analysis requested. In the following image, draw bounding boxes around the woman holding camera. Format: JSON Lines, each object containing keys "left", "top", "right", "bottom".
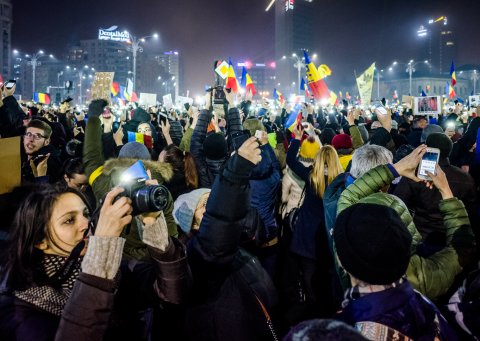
{"left": 0, "top": 184, "right": 188, "bottom": 340}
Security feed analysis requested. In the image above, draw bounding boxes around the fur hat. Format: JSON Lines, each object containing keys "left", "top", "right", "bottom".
{"left": 426, "top": 132, "right": 453, "bottom": 159}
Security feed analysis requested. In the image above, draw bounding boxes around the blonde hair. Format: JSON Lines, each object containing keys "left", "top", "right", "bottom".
{"left": 310, "top": 145, "right": 343, "bottom": 198}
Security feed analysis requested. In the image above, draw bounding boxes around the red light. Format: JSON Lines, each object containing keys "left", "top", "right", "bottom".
{"left": 269, "top": 62, "right": 276, "bottom": 69}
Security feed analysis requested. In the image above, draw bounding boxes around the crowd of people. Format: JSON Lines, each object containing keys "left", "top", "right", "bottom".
{"left": 0, "top": 82, "right": 479, "bottom": 341}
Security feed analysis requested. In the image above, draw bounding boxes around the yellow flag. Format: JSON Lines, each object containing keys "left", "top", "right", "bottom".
{"left": 329, "top": 91, "right": 338, "bottom": 105}
{"left": 318, "top": 64, "right": 332, "bottom": 80}
{"left": 356, "top": 63, "right": 375, "bottom": 105}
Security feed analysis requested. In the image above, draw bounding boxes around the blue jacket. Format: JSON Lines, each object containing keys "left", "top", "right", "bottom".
{"left": 337, "top": 280, "right": 458, "bottom": 341}
{"left": 249, "top": 144, "right": 281, "bottom": 241}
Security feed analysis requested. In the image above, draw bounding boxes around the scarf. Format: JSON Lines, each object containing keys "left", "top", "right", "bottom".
{"left": 342, "top": 277, "right": 406, "bottom": 309}
{"left": 14, "top": 254, "right": 82, "bottom": 316}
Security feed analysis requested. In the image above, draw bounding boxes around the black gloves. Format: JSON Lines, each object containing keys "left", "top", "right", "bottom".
{"left": 88, "top": 99, "right": 108, "bottom": 118}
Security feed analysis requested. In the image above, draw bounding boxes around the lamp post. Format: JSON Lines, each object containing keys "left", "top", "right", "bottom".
{"left": 472, "top": 70, "right": 478, "bottom": 95}
{"left": 127, "top": 33, "right": 158, "bottom": 92}
{"left": 390, "top": 60, "right": 429, "bottom": 95}
{"left": 282, "top": 52, "right": 316, "bottom": 94}
{"left": 374, "top": 67, "right": 385, "bottom": 100}
{"left": 24, "top": 50, "right": 54, "bottom": 96}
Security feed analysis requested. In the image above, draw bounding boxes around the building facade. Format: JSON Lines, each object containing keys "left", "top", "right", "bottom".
{"left": 1, "top": 0, "right": 12, "bottom": 80}
{"left": 275, "top": 0, "right": 316, "bottom": 94}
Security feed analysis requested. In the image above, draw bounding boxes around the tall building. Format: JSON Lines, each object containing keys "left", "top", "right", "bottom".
{"left": 417, "top": 16, "right": 456, "bottom": 75}
{"left": 67, "top": 39, "right": 131, "bottom": 84}
{"left": 275, "top": 0, "right": 316, "bottom": 94}
{"left": 153, "top": 51, "right": 183, "bottom": 99}
{"left": 0, "top": 0, "right": 12, "bottom": 79}
{"left": 235, "top": 61, "right": 277, "bottom": 95}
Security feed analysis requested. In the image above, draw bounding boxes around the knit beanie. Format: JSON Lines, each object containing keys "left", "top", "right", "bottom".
{"left": 421, "top": 124, "right": 444, "bottom": 143}
{"left": 243, "top": 118, "right": 265, "bottom": 137}
{"left": 118, "top": 142, "right": 151, "bottom": 160}
{"left": 332, "top": 134, "right": 353, "bottom": 150}
{"left": 132, "top": 107, "right": 151, "bottom": 123}
{"left": 173, "top": 188, "right": 211, "bottom": 233}
{"left": 426, "top": 132, "right": 453, "bottom": 159}
{"left": 334, "top": 203, "right": 412, "bottom": 285}
{"left": 299, "top": 136, "right": 321, "bottom": 159}
{"left": 203, "top": 133, "right": 228, "bottom": 160}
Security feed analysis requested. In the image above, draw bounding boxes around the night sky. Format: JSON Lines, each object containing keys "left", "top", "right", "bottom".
{"left": 12, "top": 0, "right": 480, "bottom": 94}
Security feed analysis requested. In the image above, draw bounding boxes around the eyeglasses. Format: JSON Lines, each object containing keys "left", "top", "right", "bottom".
{"left": 24, "top": 132, "right": 47, "bottom": 141}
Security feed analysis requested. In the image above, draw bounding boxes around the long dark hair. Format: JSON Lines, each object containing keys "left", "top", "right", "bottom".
{"left": 162, "top": 144, "right": 199, "bottom": 188}
{"left": 0, "top": 185, "right": 90, "bottom": 291}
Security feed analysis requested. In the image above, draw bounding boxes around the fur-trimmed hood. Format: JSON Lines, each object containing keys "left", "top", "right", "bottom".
{"left": 102, "top": 158, "right": 174, "bottom": 183}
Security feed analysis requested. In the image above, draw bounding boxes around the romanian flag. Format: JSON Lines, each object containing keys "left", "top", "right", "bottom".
{"left": 241, "top": 67, "right": 257, "bottom": 95}
{"left": 273, "top": 88, "right": 285, "bottom": 105}
{"left": 450, "top": 61, "right": 456, "bottom": 87}
{"left": 338, "top": 91, "right": 343, "bottom": 99}
{"left": 127, "top": 131, "right": 153, "bottom": 149}
{"left": 33, "top": 92, "right": 51, "bottom": 105}
{"left": 329, "top": 91, "right": 338, "bottom": 106}
{"left": 304, "top": 51, "right": 330, "bottom": 100}
{"left": 446, "top": 81, "right": 456, "bottom": 99}
{"left": 300, "top": 78, "right": 311, "bottom": 98}
{"left": 111, "top": 82, "right": 120, "bottom": 96}
{"left": 285, "top": 111, "right": 302, "bottom": 131}
{"left": 421, "top": 90, "right": 427, "bottom": 97}
{"left": 226, "top": 58, "right": 239, "bottom": 93}
{"left": 346, "top": 92, "right": 351, "bottom": 100}
{"left": 119, "top": 86, "right": 126, "bottom": 100}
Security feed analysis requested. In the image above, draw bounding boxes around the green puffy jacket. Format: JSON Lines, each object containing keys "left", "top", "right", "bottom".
{"left": 336, "top": 164, "right": 475, "bottom": 300}
{"left": 83, "top": 116, "right": 178, "bottom": 260}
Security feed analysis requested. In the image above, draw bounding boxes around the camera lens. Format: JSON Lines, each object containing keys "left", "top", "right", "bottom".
{"left": 132, "top": 185, "right": 169, "bottom": 214}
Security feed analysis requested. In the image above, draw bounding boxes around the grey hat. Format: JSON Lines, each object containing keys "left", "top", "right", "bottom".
{"left": 421, "top": 124, "right": 444, "bottom": 143}
{"left": 118, "top": 142, "right": 151, "bottom": 160}
{"left": 173, "top": 188, "right": 211, "bottom": 233}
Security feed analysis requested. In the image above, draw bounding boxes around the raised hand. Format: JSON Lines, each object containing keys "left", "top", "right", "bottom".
{"left": 238, "top": 136, "right": 262, "bottom": 165}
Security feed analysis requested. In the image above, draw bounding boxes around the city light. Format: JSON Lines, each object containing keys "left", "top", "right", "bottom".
{"left": 265, "top": 0, "right": 275, "bottom": 12}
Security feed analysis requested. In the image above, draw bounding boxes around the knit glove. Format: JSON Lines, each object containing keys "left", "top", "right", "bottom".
{"left": 81, "top": 236, "right": 125, "bottom": 280}
{"left": 135, "top": 212, "right": 170, "bottom": 252}
{"left": 87, "top": 99, "right": 108, "bottom": 118}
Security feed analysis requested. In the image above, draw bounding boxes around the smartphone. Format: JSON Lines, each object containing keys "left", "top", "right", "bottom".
{"left": 5, "top": 80, "right": 16, "bottom": 89}
{"left": 417, "top": 147, "right": 440, "bottom": 180}
{"left": 372, "top": 101, "right": 387, "bottom": 115}
{"left": 230, "top": 130, "right": 251, "bottom": 150}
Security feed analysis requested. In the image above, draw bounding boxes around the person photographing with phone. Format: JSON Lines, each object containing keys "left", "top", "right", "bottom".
{"left": 0, "top": 79, "right": 29, "bottom": 138}
{"left": 21, "top": 119, "right": 62, "bottom": 184}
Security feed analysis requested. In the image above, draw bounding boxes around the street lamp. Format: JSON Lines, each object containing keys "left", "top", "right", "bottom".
{"left": 472, "top": 70, "right": 478, "bottom": 95}
{"left": 24, "top": 50, "right": 54, "bottom": 96}
{"left": 390, "top": 60, "right": 429, "bottom": 95}
{"left": 126, "top": 32, "right": 159, "bottom": 91}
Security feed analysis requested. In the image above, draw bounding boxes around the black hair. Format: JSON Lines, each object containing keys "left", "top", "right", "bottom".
{"left": 0, "top": 185, "right": 90, "bottom": 291}
{"left": 62, "top": 157, "right": 85, "bottom": 179}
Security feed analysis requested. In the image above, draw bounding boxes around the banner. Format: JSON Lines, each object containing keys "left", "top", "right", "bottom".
{"left": 91, "top": 72, "right": 115, "bottom": 104}
{"left": 469, "top": 95, "right": 480, "bottom": 107}
{"left": 356, "top": 63, "right": 375, "bottom": 105}
{"left": 175, "top": 96, "right": 193, "bottom": 107}
{"left": 0, "top": 136, "right": 21, "bottom": 194}
{"left": 139, "top": 93, "right": 157, "bottom": 107}
{"left": 163, "top": 94, "right": 173, "bottom": 110}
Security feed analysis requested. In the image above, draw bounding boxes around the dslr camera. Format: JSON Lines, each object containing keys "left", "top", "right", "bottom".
{"left": 116, "top": 161, "right": 170, "bottom": 215}
{"left": 207, "top": 86, "right": 229, "bottom": 105}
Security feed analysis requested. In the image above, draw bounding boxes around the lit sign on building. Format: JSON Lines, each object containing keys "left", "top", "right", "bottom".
{"left": 285, "top": 0, "right": 294, "bottom": 11}
{"left": 98, "top": 26, "right": 131, "bottom": 43}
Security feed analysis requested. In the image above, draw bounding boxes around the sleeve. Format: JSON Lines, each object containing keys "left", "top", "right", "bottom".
{"left": 393, "top": 177, "right": 415, "bottom": 208}
{"left": 191, "top": 109, "right": 213, "bottom": 188}
{"left": 189, "top": 154, "right": 254, "bottom": 267}
{"left": 179, "top": 127, "right": 193, "bottom": 152}
{"left": 281, "top": 172, "right": 293, "bottom": 204}
{"left": 250, "top": 145, "right": 273, "bottom": 178}
{"left": 349, "top": 125, "right": 364, "bottom": 149}
{"left": 0, "top": 95, "right": 25, "bottom": 138}
{"left": 225, "top": 107, "right": 243, "bottom": 143}
{"left": 286, "top": 139, "right": 311, "bottom": 182}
